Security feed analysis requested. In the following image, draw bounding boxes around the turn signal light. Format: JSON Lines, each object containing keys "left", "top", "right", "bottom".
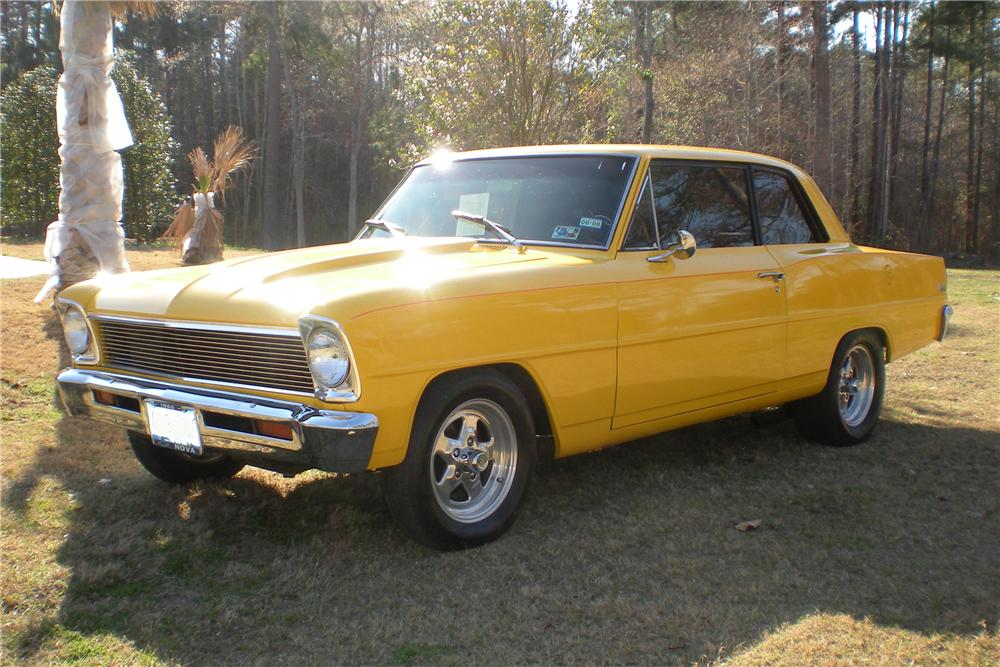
{"left": 93, "top": 390, "right": 116, "bottom": 406}
{"left": 255, "top": 419, "right": 293, "bottom": 441}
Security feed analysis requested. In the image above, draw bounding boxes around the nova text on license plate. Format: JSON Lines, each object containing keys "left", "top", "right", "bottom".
{"left": 145, "top": 400, "right": 202, "bottom": 455}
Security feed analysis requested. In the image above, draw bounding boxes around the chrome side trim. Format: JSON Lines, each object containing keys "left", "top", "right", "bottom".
{"left": 938, "top": 304, "right": 953, "bottom": 341}
{"left": 298, "top": 315, "right": 362, "bottom": 403}
{"left": 92, "top": 314, "right": 300, "bottom": 337}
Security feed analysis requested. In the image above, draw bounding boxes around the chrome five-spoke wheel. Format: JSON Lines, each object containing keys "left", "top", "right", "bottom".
{"left": 838, "top": 344, "right": 876, "bottom": 427}
{"left": 381, "top": 370, "right": 537, "bottom": 550}
{"left": 792, "top": 331, "right": 886, "bottom": 447}
{"left": 430, "top": 399, "right": 518, "bottom": 523}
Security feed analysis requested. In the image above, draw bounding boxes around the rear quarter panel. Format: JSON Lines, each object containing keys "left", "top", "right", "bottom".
{"left": 766, "top": 243, "right": 947, "bottom": 395}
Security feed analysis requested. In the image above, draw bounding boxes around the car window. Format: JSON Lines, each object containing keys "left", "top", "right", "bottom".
{"left": 369, "top": 156, "right": 637, "bottom": 247}
{"left": 649, "top": 163, "right": 754, "bottom": 248}
{"left": 622, "top": 177, "right": 657, "bottom": 250}
{"left": 753, "top": 170, "right": 816, "bottom": 244}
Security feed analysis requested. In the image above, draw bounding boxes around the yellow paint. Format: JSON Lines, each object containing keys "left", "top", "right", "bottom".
{"left": 60, "top": 145, "right": 947, "bottom": 470}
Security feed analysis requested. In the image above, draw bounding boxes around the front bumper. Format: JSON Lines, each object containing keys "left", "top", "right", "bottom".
{"left": 56, "top": 368, "right": 378, "bottom": 474}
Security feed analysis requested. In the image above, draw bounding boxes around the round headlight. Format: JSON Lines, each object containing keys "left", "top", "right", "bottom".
{"left": 62, "top": 307, "right": 91, "bottom": 356}
{"left": 307, "top": 330, "right": 350, "bottom": 388}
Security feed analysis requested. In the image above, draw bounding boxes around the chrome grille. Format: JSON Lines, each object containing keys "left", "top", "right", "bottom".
{"left": 95, "top": 318, "right": 314, "bottom": 395}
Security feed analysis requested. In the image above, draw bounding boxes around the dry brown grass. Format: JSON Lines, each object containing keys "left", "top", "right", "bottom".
{"left": 2, "top": 244, "right": 998, "bottom": 665}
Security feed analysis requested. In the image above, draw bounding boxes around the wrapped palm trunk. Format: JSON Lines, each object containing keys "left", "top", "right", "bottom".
{"left": 182, "top": 192, "right": 224, "bottom": 265}
{"left": 36, "top": 0, "right": 132, "bottom": 302}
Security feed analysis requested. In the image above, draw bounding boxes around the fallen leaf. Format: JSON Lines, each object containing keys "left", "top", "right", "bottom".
{"left": 734, "top": 520, "right": 761, "bottom": 532}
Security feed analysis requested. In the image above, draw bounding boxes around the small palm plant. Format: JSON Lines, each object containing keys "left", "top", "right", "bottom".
{"left": 162, "top": 126, "right": 255, "bottom": 265}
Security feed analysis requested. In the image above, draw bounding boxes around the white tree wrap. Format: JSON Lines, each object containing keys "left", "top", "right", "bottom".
{"left": 36, "top": 0, "right": 133, "bottom": 302}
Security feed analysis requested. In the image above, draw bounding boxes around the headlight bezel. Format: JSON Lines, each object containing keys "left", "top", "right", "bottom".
{"left": 57, "top": 298, "right": 99, "bottom": 364}
{"left": 298, "top": 315, "right": 360, "bottom": 403}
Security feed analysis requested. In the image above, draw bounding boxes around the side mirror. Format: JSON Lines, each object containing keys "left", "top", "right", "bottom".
{"left": 647, "top": 229, "right": 696, "bottom": 263}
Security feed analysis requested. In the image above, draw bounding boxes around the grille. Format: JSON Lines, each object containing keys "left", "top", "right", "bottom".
{"left": 96, "top": 318, "right": 315, "bottom": 395}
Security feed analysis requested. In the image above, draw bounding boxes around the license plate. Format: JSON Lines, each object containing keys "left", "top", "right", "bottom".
{"left": 145, "top": 400, "right": 202, "bottom": 456}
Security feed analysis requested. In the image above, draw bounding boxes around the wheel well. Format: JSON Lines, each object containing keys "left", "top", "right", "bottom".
{"left": 418, "top": 364, "right": 554, "bottom": 440}
{"left": 849, "top": 327, "right": 892, "bottom": 362}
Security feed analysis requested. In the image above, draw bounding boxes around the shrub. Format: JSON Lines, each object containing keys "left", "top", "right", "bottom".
{"left": 0, "top": 56, "right": 179, "bottom": 241}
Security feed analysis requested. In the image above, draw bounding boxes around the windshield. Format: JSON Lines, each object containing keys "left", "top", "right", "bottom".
{"left": 365, "top": 155, "right": 638, "bottom": 248}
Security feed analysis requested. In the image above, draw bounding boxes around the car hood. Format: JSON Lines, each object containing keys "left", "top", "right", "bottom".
{"left": 74, "top": 237, "right": 586, "bottom": 327}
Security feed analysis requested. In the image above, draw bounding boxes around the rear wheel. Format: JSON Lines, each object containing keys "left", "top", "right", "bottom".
{"left": 792, "top": 331, "right": 886, "bottom": 447}
{"left": 128, "top": 431, "right": 244, "bottom": 484}
{"left": 382, "top": 370, "right": 536, "bottom": 550}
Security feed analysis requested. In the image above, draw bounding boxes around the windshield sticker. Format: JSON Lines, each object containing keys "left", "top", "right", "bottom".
{"left": 579, "top": 217, "right": 604, "bottom": 229}
{"left": 552, "top": 226, "right": 580, "bottom": 241}
{"left": 455, "top": 219, "right": 483, "bottom": 237}
{"left": 458, "top": 192, "right": 489, "bottom": 217}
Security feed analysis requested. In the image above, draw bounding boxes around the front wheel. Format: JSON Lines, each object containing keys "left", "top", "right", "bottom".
{"left": 382, "top": 370, "right": 537, "bottom": 550}
{"left": 792, "top": 331, "right": 886, "bottom": 447}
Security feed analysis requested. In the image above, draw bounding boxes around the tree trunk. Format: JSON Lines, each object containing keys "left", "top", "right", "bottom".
{"left": 874, "top": 2, "right": 893, "bottom": 242}
{"left": 971, "top": 68, "right": 985, "bottom": 255}
{"left": 866, "top": 3, "right": 884, "bottom": 243}
{"left": 633, "top": 2, "right": 654, "bottom": 144}
{"left": 849, "top": 5, "right": 862, "bottom": 234}
{"left": 888, "top": 2, "right": 909, "bottom": 234}
{"left": 923, "top": 27, "right": 952, "bottom": 251}
{"left": 261, "top": 1, "right": 284, "bottom": 250}
{"left": 776, "top": 0, "right": 787, "bottom": 156}
{"left": 36, "top": 0, "right": 133, "bottom": 301}
{"left": 919, "top": 0, "right": 935, "bottom": 207}
{"left": 811, "top": 1, "right": 832, "bottom": 193}
{"left": 964, "top": 11, "right": 977, "bottom": 253}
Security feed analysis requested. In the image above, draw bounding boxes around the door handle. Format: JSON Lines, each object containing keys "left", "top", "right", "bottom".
{"left": 758, "top": 271, "right": 784, "bottom": 293}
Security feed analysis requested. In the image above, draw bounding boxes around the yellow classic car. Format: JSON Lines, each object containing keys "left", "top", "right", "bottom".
{"left": 55, "top": 145, "right": 951, "bottom": 549}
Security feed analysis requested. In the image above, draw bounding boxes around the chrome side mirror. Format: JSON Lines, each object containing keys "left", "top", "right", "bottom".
{"left": 647, "top": 229, "right": 696, "bottom": 263}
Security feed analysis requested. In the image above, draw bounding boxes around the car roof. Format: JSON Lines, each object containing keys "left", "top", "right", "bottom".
{"left": 414, "top": 144, "right": 805, "bottom": 173}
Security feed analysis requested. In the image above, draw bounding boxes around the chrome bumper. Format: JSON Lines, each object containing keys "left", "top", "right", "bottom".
{"left": 56, "top": 368, "right": 378, "bottom": 473}
{"left": 938, "top": 304, "right": 954, "bottom": 341}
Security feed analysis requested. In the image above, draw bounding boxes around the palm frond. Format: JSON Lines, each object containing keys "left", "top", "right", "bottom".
{"left": 159, "top": 200, "right": 195, "bottom": 248}
{"left": 188, "top": 147, "right": 213, "bottom": 194}
{"left": 106, "top": 1, "right": 159, "bottom": 19}
{"left": 210, "top": 126, "right": 256, "bottom": 197}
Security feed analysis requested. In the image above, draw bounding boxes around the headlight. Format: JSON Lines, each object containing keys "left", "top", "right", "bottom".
{"left": 299, "top": 315, "right": 360, "bottom": 402}
{"left": 307, "top": 329, "right": 350, "bottom": 388}
{"left": 60, "top": 303, "right": 95, "bottom": 360}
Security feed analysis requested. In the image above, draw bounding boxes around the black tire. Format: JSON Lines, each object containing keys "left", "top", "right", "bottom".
{"left": 381, "top": 369, "right": 537, "bottom": 550}
{"left": 128, "top": 431, "right": 244, "bottom": 484}
{"left": 792, "top": 331, "right": 886, "bottom": 447}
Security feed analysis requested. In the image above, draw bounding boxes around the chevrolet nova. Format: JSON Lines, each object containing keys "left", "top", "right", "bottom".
{"left": 55, "top": 145, "right": 951, "bottom": 549}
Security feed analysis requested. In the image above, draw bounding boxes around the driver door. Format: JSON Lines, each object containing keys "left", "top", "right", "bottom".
{"left": 614, "top": 161, "right": 787, "bottom": 429}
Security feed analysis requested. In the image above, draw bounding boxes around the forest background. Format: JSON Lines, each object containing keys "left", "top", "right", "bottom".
{"left": 1, "top": 0, "right": 997, "bottom": 261}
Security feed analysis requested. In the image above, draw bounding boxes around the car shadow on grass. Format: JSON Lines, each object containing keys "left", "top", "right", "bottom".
{"left": 5, "top": 403, "right": 998, "bottom": 665}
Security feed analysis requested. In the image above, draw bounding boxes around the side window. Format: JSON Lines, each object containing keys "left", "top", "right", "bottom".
{"left": 649, "top": 163, "right": 754, "bottom": 248}
{"left": 753, "top": 170, "right": 817, "bottom": 244}
{"left": 622, "top": 177, "right": 657, "bottom": 249}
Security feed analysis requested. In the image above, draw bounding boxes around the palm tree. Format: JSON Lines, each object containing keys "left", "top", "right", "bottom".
{"left": 161, "top": 127, "right": 255, "bottom": 265}
{"left": 35, "top": 0, "right": 156, "bottom": 301}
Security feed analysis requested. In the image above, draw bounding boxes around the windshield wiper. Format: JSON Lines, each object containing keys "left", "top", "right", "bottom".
{"left": 451, "top": 210, "right": 524, "bottom": 253}
{"left": 363, "top": 218, "right": 406, "bottom": 238}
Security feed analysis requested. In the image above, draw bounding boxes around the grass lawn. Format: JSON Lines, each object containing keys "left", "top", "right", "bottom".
{"left": 2, "top": 242, "right": 998, "bottom": 665}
